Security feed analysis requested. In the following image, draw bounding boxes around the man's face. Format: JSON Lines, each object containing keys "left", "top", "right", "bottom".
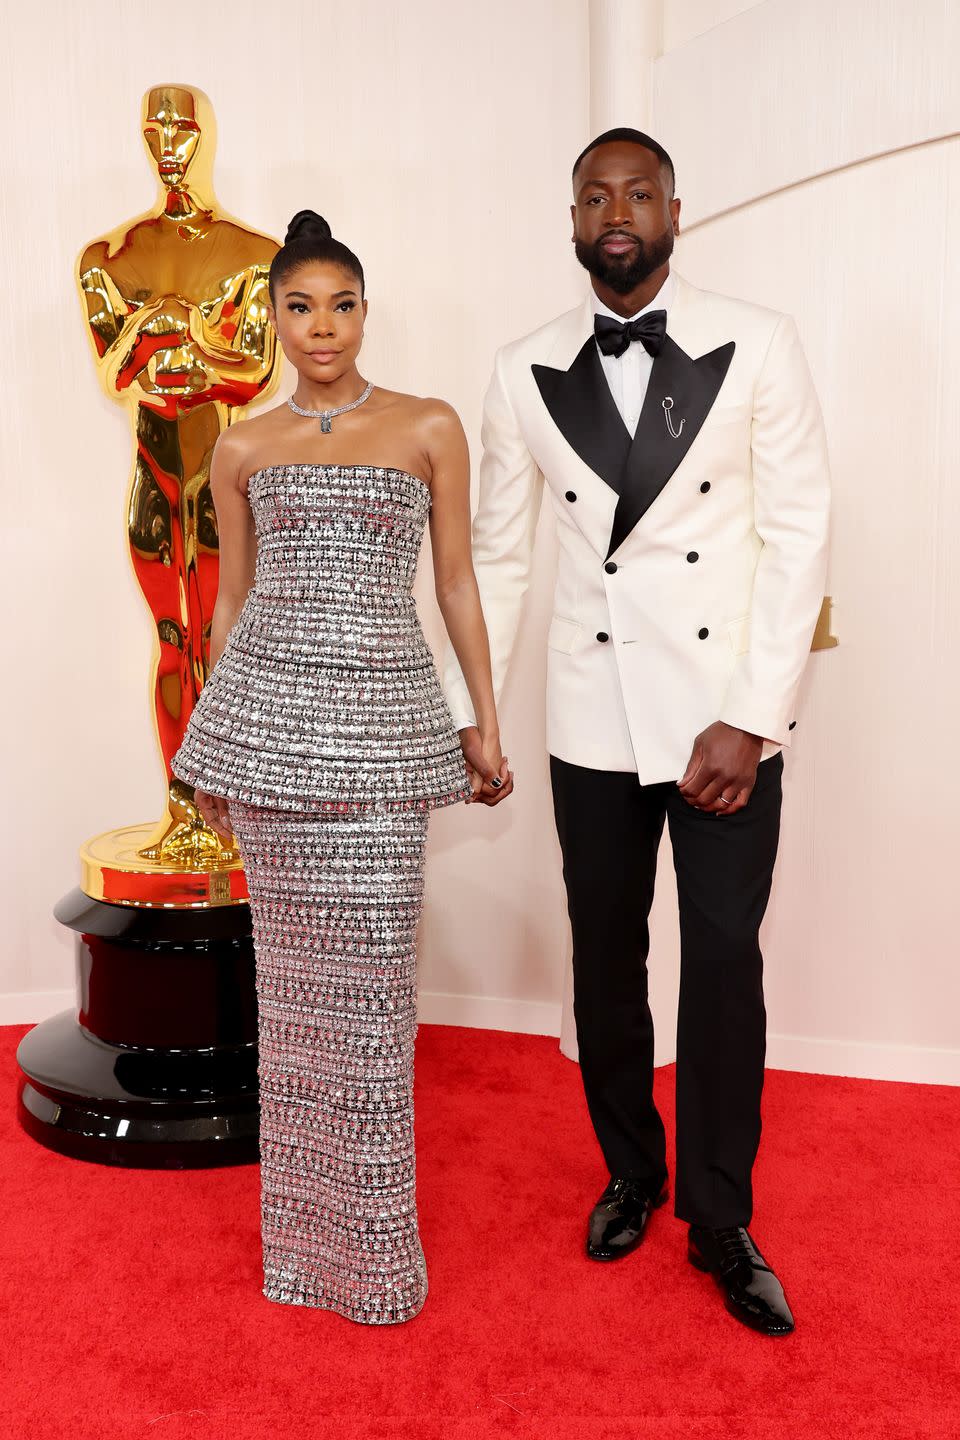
{"left": 571, "top": 141, "right": 681, "bottom": 295}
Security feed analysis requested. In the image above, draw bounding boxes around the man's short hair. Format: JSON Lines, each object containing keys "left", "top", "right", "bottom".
{"left": 572, "top": 128, "right": 676, "bottom": 196}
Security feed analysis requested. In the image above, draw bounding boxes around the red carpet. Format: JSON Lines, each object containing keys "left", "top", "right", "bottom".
{"left": 2, "top": 1021, "right": 958, "bottom": 1440}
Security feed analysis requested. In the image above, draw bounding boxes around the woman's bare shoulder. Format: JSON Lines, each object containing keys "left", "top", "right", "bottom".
{"left": 377, "top": 388, "right": 464, "bottom": 438}
{"left": 212, "top": 402, "right": 291, "bottom": 480}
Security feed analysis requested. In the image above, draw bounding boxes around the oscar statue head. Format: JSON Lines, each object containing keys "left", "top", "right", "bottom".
{"left": 141, "top": 84, "right": 216, "bottom": 197}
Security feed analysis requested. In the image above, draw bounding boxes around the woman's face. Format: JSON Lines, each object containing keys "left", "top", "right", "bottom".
{"left": 268, "top": 261, "right": 367, "bottom": 383}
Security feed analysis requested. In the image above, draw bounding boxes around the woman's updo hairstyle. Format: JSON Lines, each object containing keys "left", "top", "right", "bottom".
{"left": 268, "top": 209, "right": 365, "bottom": 304}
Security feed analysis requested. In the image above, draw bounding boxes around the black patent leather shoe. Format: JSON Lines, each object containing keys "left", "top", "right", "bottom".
{"left": 688, "top": 1225, "right": 795, "bottom": 1336}
{"left": 586, "top": 1176, "right": 667, "bottom": 1260}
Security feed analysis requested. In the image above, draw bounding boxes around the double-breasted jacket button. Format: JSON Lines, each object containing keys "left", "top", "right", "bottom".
{"left": 687, "top": 551, "right": 699, "bottom": 563}
{"left": 700, "top": 481, "right": 711, "bottom": 493}
{"left": 789, "top": 721, "right": 797, "bottom": 730}
{"left": 596, "top": 631, "right": 609, "bottom": 643}
{"left": 698, "top": 627, "right": 709, "bottom": 639}
{"left": 565, "top": 490, "right": 577, "bottom": 502}
{"left": 604, "top": 561, "right": 618, "bottom": 574}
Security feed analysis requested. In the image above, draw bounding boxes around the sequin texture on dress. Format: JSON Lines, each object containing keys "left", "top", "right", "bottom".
{"left": 172, "top": 464, "right": 472, "bottom": 815}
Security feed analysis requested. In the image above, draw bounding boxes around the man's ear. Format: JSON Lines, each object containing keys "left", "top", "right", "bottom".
{"left": 671, "top": 197, "right": 682, "bottom": 237}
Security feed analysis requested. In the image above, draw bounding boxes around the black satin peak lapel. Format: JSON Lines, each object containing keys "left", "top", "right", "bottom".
{"left": 607, "top": 336, "right": 735, "bottom": 558}
{"left": 532, "top": 338, "right": 632, "bottom": 495}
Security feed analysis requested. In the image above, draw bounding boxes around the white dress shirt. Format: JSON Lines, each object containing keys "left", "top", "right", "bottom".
{"left": 591, "top": 269, "right": 677, "bottom": 436}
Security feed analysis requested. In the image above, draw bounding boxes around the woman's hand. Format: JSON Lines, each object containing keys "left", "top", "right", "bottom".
{"left": 459, "top": 726, "right": 514, "bottom": 807}
{"left": 194, "top": 788, "right": 234, "bottom": 840}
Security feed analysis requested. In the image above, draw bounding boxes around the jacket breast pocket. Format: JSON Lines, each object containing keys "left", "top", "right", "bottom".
{"left": 726, "top": 614, "right": 751, "bottom": 655}
{"left": 547, "top": 615, "right": 582, "bottom": 654}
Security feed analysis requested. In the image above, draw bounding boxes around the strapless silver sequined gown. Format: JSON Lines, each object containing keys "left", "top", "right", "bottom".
{"left": 173, "top": 462, "right": 470, "bottom": 814}
{"left": 172, "top": 463, "right": 471, "bottom": 1325}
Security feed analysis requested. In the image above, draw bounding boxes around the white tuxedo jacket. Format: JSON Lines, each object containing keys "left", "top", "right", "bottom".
{"left": 442, "top": 272, "right": 831, "bottom": 783}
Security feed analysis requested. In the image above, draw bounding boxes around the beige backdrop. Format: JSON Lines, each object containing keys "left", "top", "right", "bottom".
{"left": 2, "top": 0, "right": 958, "bottom": 1086}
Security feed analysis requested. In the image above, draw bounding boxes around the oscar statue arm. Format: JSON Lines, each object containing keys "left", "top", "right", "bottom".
{"left": 188, "top": 264, "right": 279, "bottom": 394}
{"left": 76, "top": 248, "right": 170, "bottom": 392}
{"left": 77, "top": 239, "right": 195, "bottom": 399}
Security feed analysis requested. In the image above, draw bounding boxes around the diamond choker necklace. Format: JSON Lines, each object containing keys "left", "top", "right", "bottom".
{"left": 287, "top": 382, "right": 374, "bottom": 433}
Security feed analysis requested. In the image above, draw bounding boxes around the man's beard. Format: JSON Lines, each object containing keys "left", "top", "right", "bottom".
{"left": 574, "top": 225, "right": 675, "bottom": 295}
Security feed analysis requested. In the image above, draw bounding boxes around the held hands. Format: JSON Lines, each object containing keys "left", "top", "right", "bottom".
{"left": 677, "top": 721, "right": 763, "bottom": 816}
{"left": 458, "top": 726, "right": 514, "bottom": 807}
{"left": 194, "top": 787, "right": 234, "bottom": 840}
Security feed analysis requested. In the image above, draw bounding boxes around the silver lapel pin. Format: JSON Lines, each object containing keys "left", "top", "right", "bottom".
{"left": 662, "top": 396, "right": 685, "bottom": 439}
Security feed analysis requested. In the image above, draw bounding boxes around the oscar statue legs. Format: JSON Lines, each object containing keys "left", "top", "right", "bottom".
{"left": 550, "top": 751, "right": 784, "bottom": 1229}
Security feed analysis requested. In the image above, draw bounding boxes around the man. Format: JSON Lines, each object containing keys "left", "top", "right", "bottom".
{"left": 443, "top": 127, "right": 830, "bottom": 1336}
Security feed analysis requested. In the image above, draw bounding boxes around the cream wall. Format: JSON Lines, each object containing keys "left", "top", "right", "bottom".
{"left": 3, "top": 0, "right": 958, "bottom": 1086}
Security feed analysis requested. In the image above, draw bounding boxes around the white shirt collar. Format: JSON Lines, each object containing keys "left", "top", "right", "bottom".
{"left": 590, "top": 268, "right": 677, "bottom": 324}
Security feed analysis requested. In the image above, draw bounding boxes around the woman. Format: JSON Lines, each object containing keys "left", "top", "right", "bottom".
{"left": 172, "top": 209, "right": 510, "bottom": 1324}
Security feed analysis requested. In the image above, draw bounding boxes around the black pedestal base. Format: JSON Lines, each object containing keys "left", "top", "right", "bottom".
{"left": 16, "top": 888, "right": 260, "bottom": 1169}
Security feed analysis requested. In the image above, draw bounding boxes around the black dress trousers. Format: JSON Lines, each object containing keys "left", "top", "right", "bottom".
{"left": 550, "top": 750, "right": 784, "bottom": 1229}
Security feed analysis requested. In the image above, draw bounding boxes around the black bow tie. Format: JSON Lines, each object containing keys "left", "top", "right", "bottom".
{"left": 594, "top": 309, "right": 667, "bottom": 359}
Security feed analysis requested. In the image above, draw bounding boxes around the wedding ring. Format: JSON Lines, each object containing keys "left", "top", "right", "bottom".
{"left": 718, "top": 795, "right": 732, "bottom": 805}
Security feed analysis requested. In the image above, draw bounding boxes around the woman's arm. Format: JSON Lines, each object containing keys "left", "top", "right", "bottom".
{"left": 193, "top": 429, "right": 258, "bottom": 838}
{"left": 423, "top": 401, "right": 512, "bottom": 807}
{"left": 207, "top": 430, "right": 258, "bottom": 668}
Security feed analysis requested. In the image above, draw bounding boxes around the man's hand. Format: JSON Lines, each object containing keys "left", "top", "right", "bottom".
{"left": 677, "top": 722, "right": 763, "bottom": 815}
{"left": 458, "top": 726, "right": 514, "bottom": 807}
{"left": 195, "top": 788, "right": 234, "bottom": 840}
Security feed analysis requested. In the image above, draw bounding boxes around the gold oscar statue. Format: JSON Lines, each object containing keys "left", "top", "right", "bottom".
{"left": 76, "top": 83, "right": 281, "bottom": 906}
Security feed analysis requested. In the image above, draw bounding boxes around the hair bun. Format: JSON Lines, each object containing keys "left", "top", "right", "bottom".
{"left": 284, "top": 209, "right": 332, "bottom": 245}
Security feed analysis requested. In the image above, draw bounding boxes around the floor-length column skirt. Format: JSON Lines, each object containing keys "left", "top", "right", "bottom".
{"left": 229, "top": 800, "right": 430, "bottom": 1325}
